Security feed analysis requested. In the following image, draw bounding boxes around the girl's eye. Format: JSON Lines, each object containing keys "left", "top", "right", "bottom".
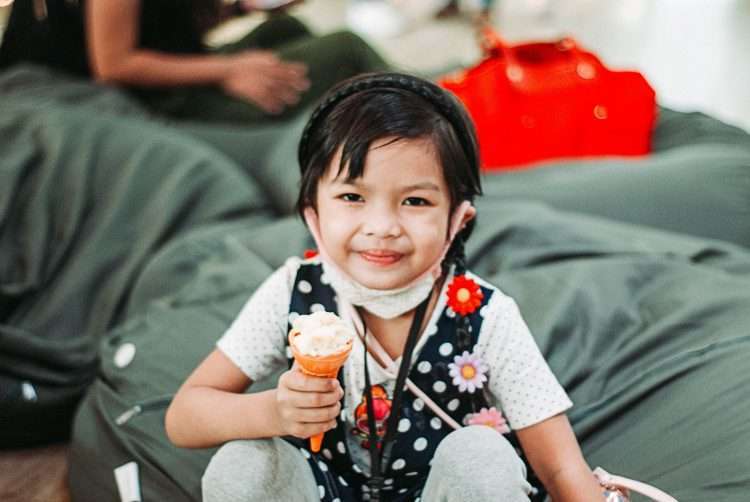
{"left": 403, "top": 197, "right": 430, "bottom": 207}
{"left": 339, "top": 193, "right": 363, "bottom": 202}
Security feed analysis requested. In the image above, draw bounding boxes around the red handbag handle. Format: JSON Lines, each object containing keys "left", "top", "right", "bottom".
{"left": 478, "top": 25, "right": 506, "bottom": 55}
{"left": 477, "top": 27, "right": 598, "bottom": 85}
{"left": 479, "top": 25, "right": 582, "bottom": 59}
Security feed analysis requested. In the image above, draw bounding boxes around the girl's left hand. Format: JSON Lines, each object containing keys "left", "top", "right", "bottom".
{"left": 517, "top": 414, "right": 605, "bottom": 501}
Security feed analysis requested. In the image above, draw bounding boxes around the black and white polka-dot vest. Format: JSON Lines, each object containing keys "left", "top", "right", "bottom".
{"left": 284, "top": 262, "right": 543, "bottom": 502}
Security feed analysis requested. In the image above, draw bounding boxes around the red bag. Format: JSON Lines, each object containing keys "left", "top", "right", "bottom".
{"left": 439, "top": 29, "right": 657, "bottom": 170}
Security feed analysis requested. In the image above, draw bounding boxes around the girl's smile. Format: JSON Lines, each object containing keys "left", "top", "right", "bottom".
{"left": 358, "top": 249, "right": 404, "bottom": 266}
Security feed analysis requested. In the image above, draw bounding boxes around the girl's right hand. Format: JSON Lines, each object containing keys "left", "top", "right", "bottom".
{"left": 275, "top": 367, "right": 343, "bottom": 439}
{"left": 221, "top": 50, "right": 309, "bottom": 115}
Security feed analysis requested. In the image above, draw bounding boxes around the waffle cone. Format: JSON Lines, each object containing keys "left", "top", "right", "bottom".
{"left": 288, "top": 329, "right": 352, "bottom": 452}
{"left": 288, "top": 329, "right": 353, "bottom": 377}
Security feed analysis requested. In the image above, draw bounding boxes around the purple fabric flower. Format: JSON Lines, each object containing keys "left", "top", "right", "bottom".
{"left": 448, "top": 350, "right": 488, "bottom": 393}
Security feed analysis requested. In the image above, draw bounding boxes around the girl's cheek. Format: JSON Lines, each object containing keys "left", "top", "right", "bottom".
{"left": 409, "top": 222, "right": 447, "bottom": 245}
{"left": 321, "top": 217, "right": 356, "bottom": 244}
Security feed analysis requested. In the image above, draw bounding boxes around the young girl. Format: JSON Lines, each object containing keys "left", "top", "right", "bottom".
{"left": 165, "top": 72, "right": 617, "bottom": 502}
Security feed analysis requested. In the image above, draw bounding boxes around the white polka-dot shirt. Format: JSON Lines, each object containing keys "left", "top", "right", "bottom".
{"left": 218, "top": 257, "right": 572, "bottom": 436}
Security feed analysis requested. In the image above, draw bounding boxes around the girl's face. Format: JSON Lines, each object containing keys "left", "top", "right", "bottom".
{"left": 315, "top": 137, "right": 464, "bottom": 291}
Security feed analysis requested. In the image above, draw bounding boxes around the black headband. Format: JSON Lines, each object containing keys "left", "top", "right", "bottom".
{"left": 297, "top": 72, "right": 479, "bottom": 174}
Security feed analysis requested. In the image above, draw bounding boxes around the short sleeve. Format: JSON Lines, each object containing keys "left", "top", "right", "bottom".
{"left": 216, "top": 258, "right": 300, "bottom": 382}
{"left": 476, "top": 290, "right": 573, "bottom": 430}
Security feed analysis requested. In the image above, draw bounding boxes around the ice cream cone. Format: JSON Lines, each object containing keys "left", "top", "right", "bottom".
{"left": 288, "top": 329, "right": 352, "bottom": 452}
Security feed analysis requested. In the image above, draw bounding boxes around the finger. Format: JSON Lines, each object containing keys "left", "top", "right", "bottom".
{"left": 259, "top": 68, "right": 309, "bottom": 98}
{"left": 286, "top": 369, "right": 340, "bottom": 393}
{"left": 264, "top": 62, "right": 307, "bottom": 81}
{"left": 263, "top": 73, "right": 309, "bottom": 96}
{"left": 290, "top": 420, "right": 338, "bottom": 439}
{"left": 287, "top": 388, "right": 344, "bottom": 409}
{"left": 289, "top": 76, "right": 311, "bottom": 92}
{"left": 256, "top": 81, "right": 290, "bottom": 114}
{"left": 260, "top": 97, "right": 285, "bottom": 115}
{"left": 282, "top": 61, "right": 308, "bottom": 76}
{"left": 223, "top": 79, "right": 275, "bottom": 112}
{"left": 275, "top": 86, "right": 302, "bottom": 106}
{"left": 240, "top": 85, "right": 284, "bottom": 114}
{"left": 296, "top": 402, "right": 341, "bottom": 423}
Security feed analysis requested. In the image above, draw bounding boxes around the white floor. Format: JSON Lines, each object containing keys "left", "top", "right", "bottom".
{"left": 214, "top": 0, "right": 750, "bottom": 132}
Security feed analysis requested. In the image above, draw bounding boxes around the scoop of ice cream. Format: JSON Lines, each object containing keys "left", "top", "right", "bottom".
{"left": 291, "top": 311, "right": 353, "bottom": 357}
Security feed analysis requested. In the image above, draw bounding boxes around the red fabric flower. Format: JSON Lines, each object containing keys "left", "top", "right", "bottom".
{"left": 303, "top": 249, "right": 319, "bottom": 259}
{"left": 446, "top": 275, "right": 483, "bottom": 315}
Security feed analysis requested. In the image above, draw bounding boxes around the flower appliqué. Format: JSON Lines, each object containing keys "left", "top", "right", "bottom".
{"left": 463, "top": 407, "right": 510, "bottom": 434}
{"left": 448, "top": 350, "right": 488, "bottom": 393}
{"left": 446, "top": 275, "right": 483, "bottom": 316}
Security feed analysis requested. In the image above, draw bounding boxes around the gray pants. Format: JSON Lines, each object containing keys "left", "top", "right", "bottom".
{"left": 203, "top": 426, "right": 532, "bottom": 502}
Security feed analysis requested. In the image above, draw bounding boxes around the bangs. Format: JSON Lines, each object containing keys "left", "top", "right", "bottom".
{"left": 328, "top": 90, "right": 439, "bottom": 181}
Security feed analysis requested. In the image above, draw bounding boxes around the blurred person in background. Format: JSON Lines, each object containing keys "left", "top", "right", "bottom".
{"left": 0, "top": 0, "right": 388, "bottom": 122}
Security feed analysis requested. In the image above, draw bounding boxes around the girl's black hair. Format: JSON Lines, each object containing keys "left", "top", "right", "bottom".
{"left": 297, "top": 72, "right": 483, "bottom": 262}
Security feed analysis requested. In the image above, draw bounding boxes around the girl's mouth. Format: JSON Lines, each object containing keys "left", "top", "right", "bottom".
{"left": 359, "top": 250, "right": 403, "bottom": 266}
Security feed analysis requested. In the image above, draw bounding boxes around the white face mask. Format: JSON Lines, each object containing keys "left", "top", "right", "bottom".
{"left": 304, "top": 201, "right": 474, "bottom": 319}
{"left": 320, "top": 260, "right": 437, "bottom": 319}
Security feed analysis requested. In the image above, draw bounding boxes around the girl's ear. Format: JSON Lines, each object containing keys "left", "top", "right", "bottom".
{"left": 303, "top": 206, "right": 319, "bottom": 230}
{"left": 459, "top": 205, "right": 476, "bottom": 231}
{"left": 447, "top": 201, "right": 476, "bottom": 243}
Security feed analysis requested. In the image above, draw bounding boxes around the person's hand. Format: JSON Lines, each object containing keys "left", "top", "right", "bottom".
{"left": 221, "top": 50, "right": 310, "bottom": 114}
{"left": 274, "top": 366, "right": 343, "bottom": 439}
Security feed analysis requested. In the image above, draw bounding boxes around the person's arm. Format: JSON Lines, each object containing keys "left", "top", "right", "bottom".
{"left": 517, "top": 414, "right": 604, "bottom": 502}
{"left": 86, "top": 0, "right": 309, "bottom": 113}
{"left": 165, "top": 349, "right": 278, "bottom": 447}
{"left": 478, "top": 294, "right": 603, "bottom": 500}
{"left": 165, "top": 349, "right": 343, "bottom": 448}
{"left": 86, "top": 0, "right": 236, "bottom": 86}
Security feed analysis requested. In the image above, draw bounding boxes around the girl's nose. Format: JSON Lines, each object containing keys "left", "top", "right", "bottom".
{"left": 361, "top": 205, "right": 402, "bottom": 238}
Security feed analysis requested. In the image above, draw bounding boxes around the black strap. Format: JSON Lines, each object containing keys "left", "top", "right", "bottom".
{"left": 362, "top": 332, "right": 383, "bottom": 498}
{"left": 362, "top": 292, "right": 432, "bottom": 501}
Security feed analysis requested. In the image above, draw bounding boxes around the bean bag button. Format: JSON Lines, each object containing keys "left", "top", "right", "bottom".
{"left": 114, "top": 343, "right": 136, "bottom": 368}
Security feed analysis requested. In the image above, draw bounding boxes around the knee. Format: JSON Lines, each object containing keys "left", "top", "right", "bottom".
{"left": 433, "top": 426, "right": 526, "bottom": 481}
{"left": 202, "top": 440, "right": 277, "bottom": 502}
